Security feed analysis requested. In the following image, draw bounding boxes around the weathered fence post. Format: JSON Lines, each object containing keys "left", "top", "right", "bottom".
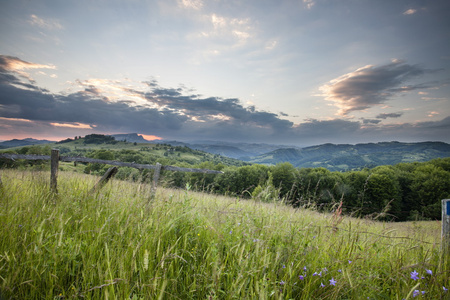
{"left": 151, "top": 163, "right": 162, "bottom": 194}
{"left": 443, "top": 199, "right": 450, "bottom": 253}
{"left": 50, "top": 149, "right": 59, "bottom": 193}
{"left": 90, "top": 166, "right": 118, "bottom": 194}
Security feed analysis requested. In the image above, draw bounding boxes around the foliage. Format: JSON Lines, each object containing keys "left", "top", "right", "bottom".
{"left": 1, "top": 138, "right": 449, "bottom": 221}
{"left": 83, "top": 134, "right": 116, "bottom": 144}
{"left": 0, "top": 170, "right": 448, "bottom": 299}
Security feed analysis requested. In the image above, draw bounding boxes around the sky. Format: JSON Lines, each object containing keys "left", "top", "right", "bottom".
{"left": 0, "top": 0, "right": 449, "bottom": 147}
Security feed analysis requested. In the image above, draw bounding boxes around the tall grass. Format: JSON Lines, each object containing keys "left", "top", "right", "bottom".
{"left": 0, "top": 169, "right": 449, "bottom": 299}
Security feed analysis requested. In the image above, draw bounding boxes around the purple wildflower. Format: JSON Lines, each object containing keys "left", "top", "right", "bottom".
{"left": 348, "top": 260, "right": 352, "bottom": 264}
{"left": 329, "top": 278, "right": 337, "bottom": 286}
{"left": 320, "top": 282, "right": 325, "bottom": 287}
{"left": 299, "top": 275, "right": 305, "bottom": 280}
{"left": 412, "top": 290, "right": 420, "bottom": 297}
{"left": 410, "top": 270, "right": 419, "bottom": 281}
{"left": 303, "top": 266, "right": 307, "bottom": 272}
{"left": 282, "top": 264, "right": 286, "bottom": 269}
{"left": 280, "top": 280, "right": 285, "bottom": 285}
{"left": 338, "top": 269, "right": 342, "bottom": 273}
{"left": 444, "top": 286, "right": 448, "bottom": 291}
{"left": 313, "top": 272, "right": 318, "bottom": 276}
{"left": 426, "top": 269, "right": 432, "bottom": 275}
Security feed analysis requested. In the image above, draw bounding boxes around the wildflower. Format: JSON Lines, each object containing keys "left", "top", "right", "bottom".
{"left": 410, "top": 270, "right": 419, "bottom": 281}
{"left": 412, "top": 290, "right": 420, "bottom": 297}
{"left": 421, "top": 291, "right": 425, "bottom": 295}
{"left": 303, "top": 266, "right": 307, "bottom": 272}
{"left": 329, "top": 278, "right": 337, "bottom": 286}
{"left": 348, "top": 260, "right": 352, "bottom": 264}
{"left": 426, "top": 269, "right": 432, "bottom": 275}
{"left": 299, "top": 275, "right": 305, "bottom": 280}
{"left": 282, "top": 264, "right": 286, "bottom": 269}
{"left": 444, "top": 286, "right": 448, "bottom": 291}
{"left": 313, "top": 272, "right": 319, "bottom": 276}
{"left": 229, "top": 230, "right": 232, "bottom": 234}
{"left": 322, "top": 267, "right": 328, "bottom": 273}
{"left": 320, "top": 282, "right": 325, "bottom": 287}
{"left": 338, "top": 269, "right": 342, "bottom": 273}
{"left": 280, "top": 280, "right": 285, "bottom": 285}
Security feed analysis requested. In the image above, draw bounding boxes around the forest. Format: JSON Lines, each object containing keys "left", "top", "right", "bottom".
{"left": 1, "top": 135, "right": 449, "bottom": 222}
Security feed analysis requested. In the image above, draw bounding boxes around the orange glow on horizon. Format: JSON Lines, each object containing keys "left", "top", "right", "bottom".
{"left": 50, "top": 122, "right": 94, "bottom": 129}
{"left": 140, "top": 134, "right": 163, "bottom": 141}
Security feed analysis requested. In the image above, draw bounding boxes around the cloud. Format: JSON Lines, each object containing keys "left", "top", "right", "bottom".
{"left": 376, "top": 112, "right": 403, "bottom": 119}
{"left": 1, "top": 55, "right": 449, "bottom": 145}
{"left": 403, "top": 8, "right": 417, "bottom": 15}
{"left": 178, "top": 0, "right": 203, "bottom": 10}
{"left": 319, "top": 60, "right": 440, "bottom": 115}
{"left": 29, "top": 14, "right": 63, "bottom": 30}
{"left": 303, "top": 0, "right": 315, "bottom": 9}
{"left": 50, "top": 122, "right": 95, "bottom": 129}
{"left": 362, "top": 119, "right": 382, "bottom": 124}
{"left": 0, "top": 55, "right": 56, "bottom": 84}
{"left": 0, "top": 55, "right": 292, "bottom": 142}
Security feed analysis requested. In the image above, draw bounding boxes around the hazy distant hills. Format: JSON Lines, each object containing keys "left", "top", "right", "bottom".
{"left": 110, "top": 134, "right": 290, "bottom": 158}
{"left": 246, "top": 141, "right": 450, "bottom": 171}
{"left": 2, "top": 134, "right": 449, "bottom": 171}
{"left": 0, "top": 138, "right": 54, "bottom": 149}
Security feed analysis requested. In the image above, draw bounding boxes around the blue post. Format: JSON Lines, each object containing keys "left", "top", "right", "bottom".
{"left": 443, "top": 199, "right": 450, "bottom": 253}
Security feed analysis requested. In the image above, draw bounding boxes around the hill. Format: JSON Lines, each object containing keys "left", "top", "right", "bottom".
{"left": 1, "top": 134, "right": 248, "bottom": 170}
{"left": 0, "top": 138, "right": 54, "bottom": 149}
{"left": 0, "top": 169, "right": 447, "bottom": 299}
{"left": 155, "top": 140, "right": 293, "bottom": 159}
{"left": 246, "top": 141, "right": 450, "bottom": 171}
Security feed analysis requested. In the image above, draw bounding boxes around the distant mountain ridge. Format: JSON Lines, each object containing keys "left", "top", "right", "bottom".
{"left": 110, "top": 133, "right": 149, "bottom": 143}
{"left": 246, "top": 141, "right": 450, "bottom": 171}
{"left": 0, "top": 138, "right": 54, "bottom": 149}
{"left": 2, "top": 135, "right": 449, "bottom": 171}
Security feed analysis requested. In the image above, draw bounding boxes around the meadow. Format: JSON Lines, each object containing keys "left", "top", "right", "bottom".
{"left": 0, "top": 169, "right": 449, "bottom": 299}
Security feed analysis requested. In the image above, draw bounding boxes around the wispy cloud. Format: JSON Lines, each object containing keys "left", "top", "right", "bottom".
{"left": 0, "top": 55, "right": 56, "bottom": 85}
{"left": 50, "top": 122, "right": 95, "bottom": 129}
{"left": 178, "top": 0, "right": 203, "bottom": 10}
{"left": 303, "top": 0, "right": 315, "bottom": 9}
{"left": 376, "top": 112, "right": 403, "bottom": 119}
{"left": 319, "top": 60, "right": 440, "bottom": 115}
{"left": 29, "top": 14, "right": 64, "bottom": 30}
{"left": 403, "top": 8, "right": 417, "bottom": 15}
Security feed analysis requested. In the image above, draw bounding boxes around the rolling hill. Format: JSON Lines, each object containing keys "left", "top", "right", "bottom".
{"left": 245, "top": 141, "right": 450, "bottom": 171}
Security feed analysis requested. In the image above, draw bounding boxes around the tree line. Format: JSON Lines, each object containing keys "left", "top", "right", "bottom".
{"left": 1, "top": 144, "right": 449, "bottom": 221}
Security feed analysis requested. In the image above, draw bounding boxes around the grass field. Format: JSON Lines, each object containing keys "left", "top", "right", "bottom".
{"left": 0, "top": 169, "right": 449, "bottom": 299}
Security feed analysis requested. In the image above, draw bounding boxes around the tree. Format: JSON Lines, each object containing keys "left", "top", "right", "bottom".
{"left": 410, "top": 164, "right": 450, "bottom": 220}
{"left": 270, "top": 162, "right": 297, "bottom": 199}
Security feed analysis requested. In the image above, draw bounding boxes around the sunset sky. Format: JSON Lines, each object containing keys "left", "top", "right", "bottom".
{"left": 1, "top": 0, "right": 449, "bottom": 146}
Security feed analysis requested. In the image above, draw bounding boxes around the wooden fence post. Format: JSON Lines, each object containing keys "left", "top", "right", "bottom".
{"left": 90, "top": 167, "right": 118, "bottom": 194}
{"left": 151, "top": 163, "right": 162, "bottom": 194}
{"left": 443, "top": 199, "right": 450, "bottom": 253}
{"left": 50, "top": 149, "right": 59, "bottom": 193}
